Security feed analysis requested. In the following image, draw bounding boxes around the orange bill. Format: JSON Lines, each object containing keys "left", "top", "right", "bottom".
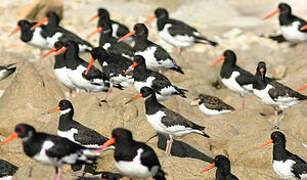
{"left": 1, "top": 132, "right": 18, "bottom": 145}
{"left": 31, "top": 17, "right": 48, "bottom": 30}
{"left": 124, "top": 62, "right": 138, "bottom": 74}
{"left": 125, "top": 93, "right": 142, "bottom": 104}
{"left": 259, "top": 139, "right": 273, "bottom": 148}
{"left": 296, "top": 85, "right": 307, "bottom": 92}
{"left": 259, "top": 68, "right": 265, "bottom": 73}
{"left": 52, "top": 47, "right": 67, "bottom": 56}
{"left": 96, "top": 137, "right": 116, "bottom": 152}
{"left": 89, "top": 14, "right": 99, "bottom": 22}
{"left": 85, "top": 58, "right": 96, "bottom": 75}
{"left": 9, "top": 26, "right": 21, "bottom": 37}
{"left": 143, "top": 15, "right": 156, "bottom": 24}
{"left": 200, "top": 163, "right": 215, "bottom": 173}
{"left": 87, "top": 27, "right": 103, "bottom": 39}
{"left": 300, "top": 25, "right": 307, "bottom": 31}
{"left": 41, "top": 48, "right": 56, "bottom": 59}
{"left": 47, "top": 106, "right": 61, "bottom": 114}
{"left": 117, "top": 30, "right": 135, "bottom": 42}
{"left": 264, "top": 9, "right": 280, "bottom": 20}
{"left": 210, "top": 56, "right": 225, "bottom": 66}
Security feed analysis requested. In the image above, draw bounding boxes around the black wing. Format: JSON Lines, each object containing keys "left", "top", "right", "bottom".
{"left": 268, "top": 80, "right": 307, "bottom": 101}
{"left": 138, "top": 142, "right": 161, "bottom": 169}
{"left": 167, "top": 19, "right": 199, "bottom": 37}
{"left": 234, "top": 66, "right": 255, "bottom": 86}
{"left": 111, "top": 21, "right": 130, "bottom": 38}
{"left": 153, "top": 45, "right": 174, "bottom": 63}
{"left": 56, "top": 27, "right": 93, "bottom": 48}
{"left": 149, "top": 71, "right": 173, "bottom": 91}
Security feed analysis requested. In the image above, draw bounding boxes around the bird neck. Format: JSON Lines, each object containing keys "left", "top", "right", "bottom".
{"left": 254, "top": 71, "right": 267, "bottom": 89}
{"left": 279, "top": 11, "right": 293, "bottom": 26}
{"left": 20, "top": 27, "right": 33, "bottom": 42}
{"left": 58, "top": 109, "right": 74, "bottom": 130}
{"left": 273, "top": 142, "right": 288, "bottom": 161}
{"left": 54, "top": 53, "right": 66, "bottom": 69}
{"left": 216, "top": 166, "right": 231, "bottom": 179}
{"left": 132, "top": 64, "right": 147, "bottom": 81}
{"left": 157, "top": 18, "right": 167, "bottom": 31}
{"left": 144, "top": 94, "right": 164, "bottom": 114}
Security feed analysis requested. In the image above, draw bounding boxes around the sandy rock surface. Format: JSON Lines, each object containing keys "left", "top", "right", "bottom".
{"left": 0, "top": 0, "right": 306, "bottom": 180}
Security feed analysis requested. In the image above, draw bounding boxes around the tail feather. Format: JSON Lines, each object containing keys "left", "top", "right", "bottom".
{"left": 170, "top": 65, "right": 184, "bottom": 74}
{"left": 175, "top": 87, "right": 188, "bottom": 98}
{"left": 195, "top": 36, "right": 218, "bottom": 47}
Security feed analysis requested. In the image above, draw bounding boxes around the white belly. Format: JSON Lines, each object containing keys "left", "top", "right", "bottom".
{"left": 272, "top": 160, "right": 297, "bottom": 180}
{"left": 110, "top": 74, "right": 134, "bottom": 88}
{"left": 0, "top": 70, "right": 11, "bottom": 81}
{"left": 28, "top": 27, "right": 49, "bottom": 49}
{"left": 198, "top": 104, "right": 232, "bottom": 115}
{"left": 159, "top": 24, "right": 194, "bottom": 47}
{"left": 114, "top": 149, "right": 151, "bottom": 178}
{"left": 54, "top": 68, "right": 75, "bottom": 90}
{"left": 281, "top": 22, "right": 307, "bottom": 43}
{"left": 222, "top": 71, "right": 249, "bottom": 96}
{"left": 0, "top": 176, "right": 13, "bottom": 180}
{"left": 135, "top": 47, "right": 163, "bottom": 71}
{"left": 33, "top": 141, "right": 59, "bottom": 166}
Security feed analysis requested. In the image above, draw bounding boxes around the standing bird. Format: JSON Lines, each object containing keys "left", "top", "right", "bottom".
{"left": 89, "top": 8, "right": 131, "bottom": 41}
{"left": 144, "top": 8, "right": 217, "bottom": 54}
{"left": 252, "top": 61, "right": 307, "bottom": 129}
{"left": 125, "top": 55, "right": 187, "bottom": 101}
{"left": 97, "top": 128, "right": 166, "bottom": 180}
{"left": 0, "top": 159, "right": 18, "bottom": 180}
{"left": 210, "top": 50, "right": 255, "bottom": 110}
{"left": 9, "top": 20, "right": 49, "bottom": 51}
{"left": 193, "top": 94, "right": 235, "bottom": 116}
{"left": 0, "top": 123, "right": 99, "bottom": 180}
{"left": 85, "top": 47, "right": 134, "bottom": 90}
{"left": 87, "top": 20, "right": 134, "bottom": 59}
{"left": 31, "top": 11, "right": 93, "bottom": 52}
{"left": 126, "top": 87, "right": 210, "bottom": 156}
{"left": 0, "top": 63, "right": 16, "bottom": 81}
{"left": 118, "top": 23, "right": 184, "bottom": 74}
{"left": 260, "top": 131, "right": 307, "bottom": 179}
{"left": 201, "top": 155, "right": 239, "bottom": 180}
{"left": 264, "top": 3, "right": 307, "bottom": 45}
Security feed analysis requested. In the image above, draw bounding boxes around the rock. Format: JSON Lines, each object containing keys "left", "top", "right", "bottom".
{"left": 223, "top": 28, "right": 243, "bottom": 39}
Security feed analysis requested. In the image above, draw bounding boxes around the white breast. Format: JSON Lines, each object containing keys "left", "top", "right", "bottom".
{"left": 272, "top": 160, "right": 297, "bottom": 180}
{"left": 110, "top": 74, "right": 133, "bottom": 88}
{"left": 57, "top": 128, "right": 78, "bottom": 143}
{"left": 28, "top": 27, "right": 49, "bottom": 49}
{"left": 0, "top": 70, "right": 11, "bottom": 81}
{"left": 33, "top": 141, "right": 57, "bottom": 166}
{"left": 46, "top": 32, "right": 63, "bottom": 49}
{"left": 54, "top": 67, "right": 75, "bottom": 90}
{"left": 134, "top": 76, "right": 155, "bottom": 92}
{"left": 158, "top": 24, "right": 194, "bottom": 47}
{"left": 135, "top": 47, "right": 162, "bottom": 71}
{"left": 281, "top": 21, "right": 307, "bottom": 43}
{"left": 115, "top": 149, "right": 151, "bottom": 178}
{"left": 198, "top": 104, "right": 232, "bottom": 116}
{"left": 222, "top": 71, "right": 249, "bottom": 96}
{"left": 111, "top": 24, "right": 120, "bottom": 38}
{"left": 103, "top": 43, "right": 111, "bottom": 50}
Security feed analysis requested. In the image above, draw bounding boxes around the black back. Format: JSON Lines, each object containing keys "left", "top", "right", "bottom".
{"left": 0, "top": 159, "right": 18, "bottom": 178}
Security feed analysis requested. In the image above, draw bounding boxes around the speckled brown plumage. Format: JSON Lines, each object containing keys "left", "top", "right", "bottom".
{"left": 198, "top": 94, "right": 235, "bottom": 111}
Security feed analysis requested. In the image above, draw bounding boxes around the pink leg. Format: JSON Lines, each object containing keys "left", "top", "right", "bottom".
{"left": 57, "top": 167, "right": 61, "bottom": 180}
{"left": 178, "top": 47, "right": 183, "bottom": 55}
{"left": 100, "top": 85, "right": 113, "bottom": 102}
{"left": 165, "top": 137, "right": 173, "bottom": 156}
{"left": 52, "top": 167, "right": 60, "bottom": 180}
{"left": 240, "top": 96, "right": 245, "bottom": 111}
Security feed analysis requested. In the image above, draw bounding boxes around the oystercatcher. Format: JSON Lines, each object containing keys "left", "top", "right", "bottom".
{"left": 85, "top": 47, "right": 134, "bottom": 90}
{"left": 87, "top": 20, "right": 134, "bottom": 59}
{"left": 118, "top": 23, "right": 184, "bottom": 74}
{"left": 260, "top": 131, "right": 307, "bottom": 180}
{"left": 97, "top": 128, "right": 166, "bottom": 180}
{"left": 1, "top": 123, "right": 99, "bottom": 180}
{"left": 0, "top": 159, "right": 18, "bottom": 180}
{"left": 126, "top": 87, "right": 210, "bottom": 156}
{"left": 252, "top": 61, "right": 307, "bottom": 129}
{"left": 194, "top": 94, "right": 235, "bottom": 116}
{"left": 201, "top": 155, "right": 239, "bottom": 180}
{"left": 265, "top": 3, "right": 307, "bottom": 45}
{"left": 125, "top": 55, "right": 187, "bottom": 101}
{"left": 89, "top": 8, "right": 131, "bottom": 41}
{"left": 0, "top": 63, "right": 16, "bottom": 81}
{"left": 31, "top": 11, "right": 93, "bottom": 52}
{"left": 9, "top": 20, "right": 49, "bottom": 51}
{"left": 42, "top": 41, "right": 77, "bottom": 98}
{"left": 144, "top": 8, "right": 218, "bottom": 54}
{"left": 210, "top": 50, "right": 255, "bottom": 110}
{"left": 53, "top": 41, "right": 111, "bottom": 96}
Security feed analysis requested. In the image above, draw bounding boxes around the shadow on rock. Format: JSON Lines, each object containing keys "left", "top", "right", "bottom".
{"left": 75, "top": 171, "right": 123, "bottom": 180}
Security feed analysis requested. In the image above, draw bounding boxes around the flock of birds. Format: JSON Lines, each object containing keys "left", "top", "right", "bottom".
{"left": 0, "top": 2, "right": 307, "bottom": 180}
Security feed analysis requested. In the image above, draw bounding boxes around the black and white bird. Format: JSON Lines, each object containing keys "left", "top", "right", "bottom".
{"left": 53, "top": 41, "right": 111, "bottom": 97}
{"left": 125, "top": 55, "right": 187, "bottom": 101}
{"left": 193, "top": 94, "right": 235, "bottom": 116}
{"left": 252, "top": 61, "right": 307, "bottom": 129}
{"left": 260, "top": 131, "right": 307, "bottom": 180}
{"left": 210, "top": 50, "right": 255, "bottom": 110}
{"left": 31, "top": 11, "right": 93, "bottom": 52}
{"left": 89, "top": 8, "right": 131, "bottom": 41}
{"left": 9, "top": 20, "right": 49, "bottom": 51}
{"left": 42, "top": 41, "right": 77, "bottom": 98}
{"left": 87, "top": 20, "right": 134, "bottom": 59}
{"left": 97, "top": 128, "right": 166, "bottom": 180}
{"left": 0, "top": 159, "right": 18, "bottom": 180}
{"left": 119, "top": 23, "right": 184, "bottom": 74}
{"left": 144, "top": 8, "right": 218, "bottom": 54}
{"left": 201, "top": 155, "right": 239, "bottom": 180}
{"left": 0, "top": 63, "right": 16, "bottom": 81}
{"left": 0, "top": 123, "right": 99, "bottom": 180}
{"left": 265, "top": 3, "right": 307, "bottom": 45}
{"left": 85, "top": 47, "right": 134, "bottom": 90}
{"left": 126, "top": 87, "right": 210, "bottom": 156}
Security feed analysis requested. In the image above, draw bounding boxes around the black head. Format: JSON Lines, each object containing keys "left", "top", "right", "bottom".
{"left": 64, "top": 40, "right": 79, "bottom": 51}
{"left": 90, "top": 47, "right": 108, "bottom": 59}
{"left": 58, "top": 99, "right": 73, "bottom": 111}
{"left": 278, "top": 3, "right": 291, "bottom": 14}
{"left": 99, "top": 21, "right": 112, "bottom": 33}
{"left": 46, "top": 11, "right": 60, "bottom": 25}
{"left": 54, "top": 41, "right": 64, "bottom": 50}
{"left": 256, "top": 61, "right": 266, "bottom": 81}
{"left": 98, "top": 8, "right": 110, "bottom": 19}
{"left": 154, "top": 8, "right": 169, "bottom": 19}
{"left": 133, "top": 55, "right": 146, "bottom": 66}
{"left": 17, "top": 20, "right": 31, "bottom": 30}
{"left": 133, "top": 23, "right": 149, "bottom": 38}
{"left": 111, "top": 128, "right": 133, "bottom": 144}
{"left": 214, "top": 155, "right": 231, "bottom": 169}
{"left": 271, "top": 131, "right": 286, "bottom": 145}
{"left": 140, "top": 87, "right": 155, "bottom": 98}
{"left": 223, "top": 50, "right": 236, "bottom": 64}
{"left": 15, "top": 123, "right": 36, "bottom": 139}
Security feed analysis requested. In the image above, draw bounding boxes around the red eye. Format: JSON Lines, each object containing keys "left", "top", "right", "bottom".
{"left": 216, "top": 158, "right": 219, "bottom": 161}
{"left": 116, "top": 132, "right": 120, "bottom": 136}
{"left": 91, "top": 51, "right": 94, "bottom": 55}
{"left": 281, "top": 4, "right": 285, "bottom": 8}
{"left": 68, "top": 42, "right": 72, "bottom": 46}
{"left": 20, "top": 126, "right": 25, "bottom": 132}
{"left": 275, "top": 135, "right": 278, "bottom": 138}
